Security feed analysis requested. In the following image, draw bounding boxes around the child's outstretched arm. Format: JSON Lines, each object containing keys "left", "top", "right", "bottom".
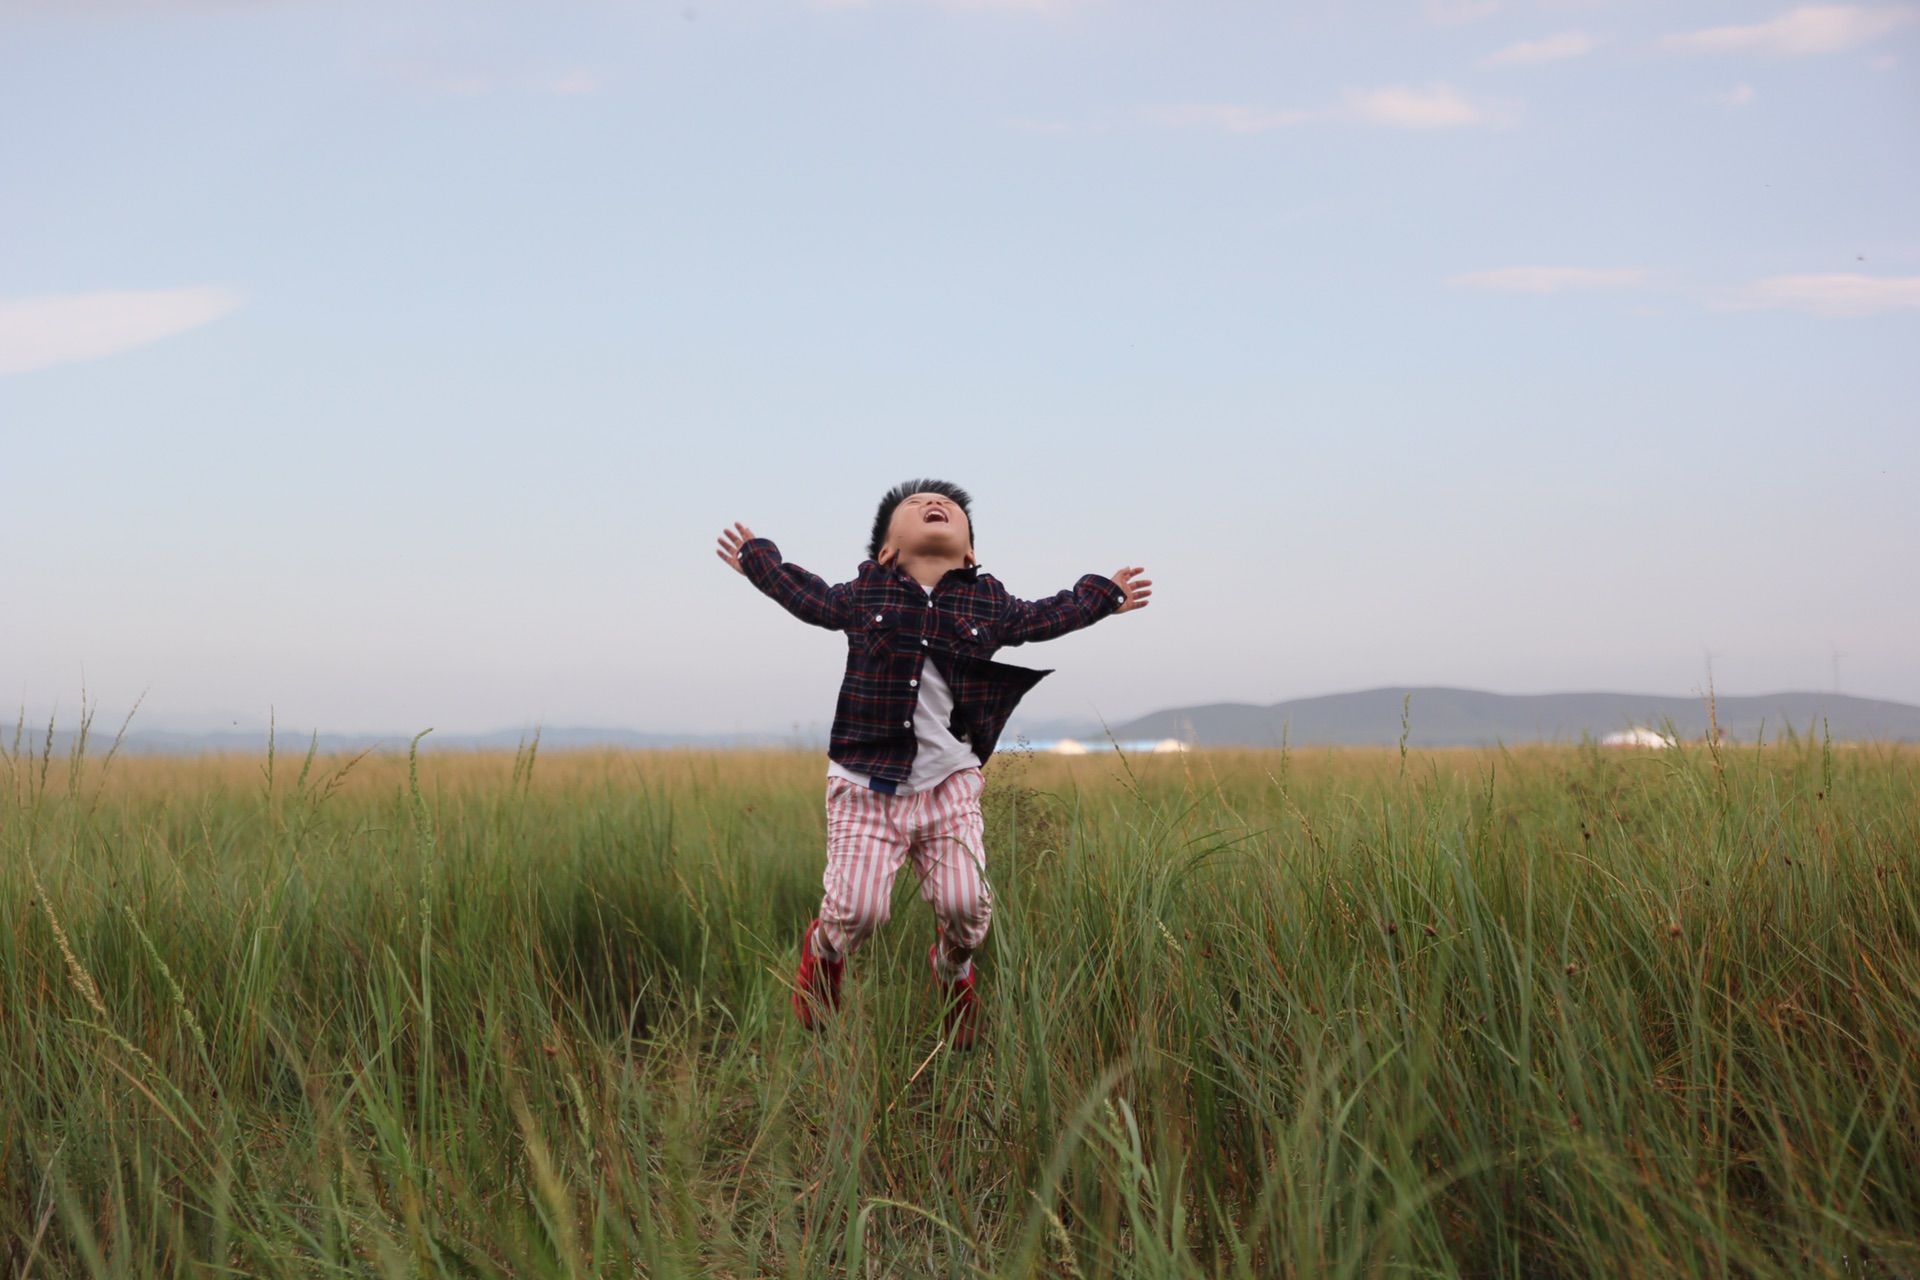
{"left": 995, "top": 565, "right": 1152, "bottom": 645}
{"left": 715, "top": 522, "right": 855, "bottom": 631}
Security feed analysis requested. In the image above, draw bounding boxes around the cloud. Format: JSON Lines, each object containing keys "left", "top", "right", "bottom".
{"left": 1447, "top": 266, "right": 1651, "bottom": 294}
{"left": 543, "top": 69, "right": 601, "bottom": 95}
{"left": 1150, "top": 84, "right": 1510, "bottom": 134}
{"left": 1446, "top": 267, "right": 1920, "bottom": 315}
{"left": 1144, "top": 103, "right": 1314, "bottom": 134}
{"left": 1732, "top": 273, "right": 1920, "bottom": 316}
{"left": 1480, "top": 30, "right": 1601, "bottom": 67}
{"left": 1340, "top": 83, "right": 1509, "bottom": 129}
{"left": 1717, "top": 82, "right": 1758, "bottom": 107}
{"left": 1660, "top": 5, "right": 1916, "bottom": 56}
{"left": 0, "top": 287, "right": 244, "bottom": 376}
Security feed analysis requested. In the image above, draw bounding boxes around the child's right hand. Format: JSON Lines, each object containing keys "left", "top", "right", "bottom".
{"left": 1110, "top": 565, "right": 1153, "bottom": 613}
{"left": 715, "top": 521, "right": 758, "bottom": 576}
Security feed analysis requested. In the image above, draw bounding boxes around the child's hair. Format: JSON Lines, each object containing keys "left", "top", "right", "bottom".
{"left": 868, "top": 478, "right": 974, "bottom": 561}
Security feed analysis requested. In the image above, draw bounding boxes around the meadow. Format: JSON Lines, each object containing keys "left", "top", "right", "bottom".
{"left": 2, "top": 720, "right": 1916, "bottom": 1278}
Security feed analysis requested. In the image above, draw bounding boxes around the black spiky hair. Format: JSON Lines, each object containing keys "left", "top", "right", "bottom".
{"left": 868, "top": 478, "right": 974, "bottom": 562}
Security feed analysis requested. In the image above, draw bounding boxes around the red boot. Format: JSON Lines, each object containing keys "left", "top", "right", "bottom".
{"left": 793, "top": 919, "right": 844, "bottom": 1030}
{"left": 929, "top": 941, "right": 980, "bottom": 1052}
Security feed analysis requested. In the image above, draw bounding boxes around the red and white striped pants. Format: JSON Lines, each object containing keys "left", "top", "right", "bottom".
{"left": 817, "top": 765, "right": 991, "bottom": 972}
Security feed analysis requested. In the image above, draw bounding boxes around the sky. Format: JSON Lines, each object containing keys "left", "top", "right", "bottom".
{"left": 3, "top": 0, "right": 1917, "bottom": 740}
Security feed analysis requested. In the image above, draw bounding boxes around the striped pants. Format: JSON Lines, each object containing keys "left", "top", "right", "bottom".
{"left": 817, "top": 765, "right": 991, "bottom": 979}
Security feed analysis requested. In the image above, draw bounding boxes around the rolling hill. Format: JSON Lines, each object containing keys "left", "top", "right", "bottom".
{"left": 1085, "top": 687, "right": 1920, "bottom": 747}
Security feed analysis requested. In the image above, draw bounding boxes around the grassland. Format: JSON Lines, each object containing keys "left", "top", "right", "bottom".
{"left": 2, "top": 723, "right": 1917, "bottom": 1278}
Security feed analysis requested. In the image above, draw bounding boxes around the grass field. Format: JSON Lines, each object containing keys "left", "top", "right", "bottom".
{"left": 3, "top": 720, "right": 1917, "bottom": 1278}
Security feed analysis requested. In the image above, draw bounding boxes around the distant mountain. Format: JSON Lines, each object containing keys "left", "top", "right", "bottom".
{"left": 1086, "top": 687, "right": 1920, "bottom": 747}
{"left": 4, "top": 724, "right": 820, "bottom": 759}
{"left": 9, "top": 689, "right": 1914, "bottom": 758}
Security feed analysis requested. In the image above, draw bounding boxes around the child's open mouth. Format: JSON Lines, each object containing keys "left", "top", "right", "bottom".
{"left": 923, "top": 509, "right": 950, "bottom": 524}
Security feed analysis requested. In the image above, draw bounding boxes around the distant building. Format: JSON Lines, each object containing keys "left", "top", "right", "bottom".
{"left": 1000, "top": 738, "right": 1190, "bottom": 756}
{"left": 1600, "top": 726, "right": 1675, "bottom": 749}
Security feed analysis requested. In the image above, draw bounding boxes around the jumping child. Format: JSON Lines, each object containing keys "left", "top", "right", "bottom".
{"left": 713, "top": 480, "right": 1151, "bottom": 1050}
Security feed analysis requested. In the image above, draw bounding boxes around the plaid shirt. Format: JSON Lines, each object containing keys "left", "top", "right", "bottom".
{"left": 738, "top": 536, "right": 1125, "bottom": 789}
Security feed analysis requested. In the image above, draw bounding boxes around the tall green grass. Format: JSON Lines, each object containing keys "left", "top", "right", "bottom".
{"left": 3, "top": 718, "right": 1916, "bottom": 1277}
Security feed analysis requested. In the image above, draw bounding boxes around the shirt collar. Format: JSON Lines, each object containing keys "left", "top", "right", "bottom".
{"left": 864, "top": 559, "right": 980, "bottom": 586}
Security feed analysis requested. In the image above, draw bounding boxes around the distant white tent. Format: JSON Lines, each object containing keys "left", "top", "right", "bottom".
{"left": 1600, "top": 726, "right": 1675, "bottom": 749}
{"left": 1013, "top": 737, "right": 1188, "bottom": 756}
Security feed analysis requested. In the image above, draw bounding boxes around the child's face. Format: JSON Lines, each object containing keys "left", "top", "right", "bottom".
{"left": 882, "top": 491, "right": 974, "bottom": 565}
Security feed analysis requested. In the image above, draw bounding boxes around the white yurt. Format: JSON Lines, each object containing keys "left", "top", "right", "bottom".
{"left": 1600, "top": 726, "right": 1674, "bottom": 749}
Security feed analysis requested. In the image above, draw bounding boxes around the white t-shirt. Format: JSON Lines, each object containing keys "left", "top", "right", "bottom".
{"left": 828, "top": 582, "right": 983, "bottom": 795}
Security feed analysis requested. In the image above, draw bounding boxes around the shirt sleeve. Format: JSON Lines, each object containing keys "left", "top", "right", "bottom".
{"left": 992, "top": 572, "right": 1126, "bottom": 646}
{"left": 736, "top": 537, "right": 855, "bottom": 632}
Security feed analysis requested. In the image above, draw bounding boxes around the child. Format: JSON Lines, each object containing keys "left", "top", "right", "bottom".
{"left": 714, "top": 480, "right": 1151, "bottom": 1050}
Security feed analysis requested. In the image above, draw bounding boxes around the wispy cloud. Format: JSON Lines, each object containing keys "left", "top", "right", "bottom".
{"left": 1480, "top": 30, "right": 1601, "bottom": 67}
{"left": 1731, "top": 273, "right": 1920, "bottom": 316}
{"left": 1447, "top": 266, "right": 1651, "bottom": 294}
{"left": 1660, "top": 5, "right": 1916, "bottom": 56}
{"left": 0, "top": 287, "right": 244, "bottom": 377}
{"left": 1148, "top": 84, "right": 1509, "bottom": 134}
{"left": 1340, "top": 83, "right": 1510, "bottom": 129}
{"left": 1449, "top": 267, "right": 1920, "bottom": 315}
{"left": 544, "top": 69, "right": 601, "bottom": 95}
{"left": 1716, "top": 83, "right": 1758, "bottom": 108}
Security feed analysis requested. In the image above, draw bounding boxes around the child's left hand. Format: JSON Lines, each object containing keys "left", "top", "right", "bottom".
{"left": 1111, "top": 566, "right": 1152, "bottom": 613}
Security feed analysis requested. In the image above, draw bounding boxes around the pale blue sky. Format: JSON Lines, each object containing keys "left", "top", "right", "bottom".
{"left": 4, "top": 0, "right": 1916, "bottom": 738}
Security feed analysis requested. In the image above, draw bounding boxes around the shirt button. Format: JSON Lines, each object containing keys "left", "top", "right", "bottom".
{"left": 909, "top": 679, "right": 918, "bottom": 687}
{"left": 902, "top": 719, "right": 912, "bottom": 727}
{"left": 874, "top": 613, "right": 884, "bottom": 622}
{"left": 920, "top": 638, "right": 928, "bottom": 646}
{"left": 970, "top": 627, "right": 978, "bottom": 636}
